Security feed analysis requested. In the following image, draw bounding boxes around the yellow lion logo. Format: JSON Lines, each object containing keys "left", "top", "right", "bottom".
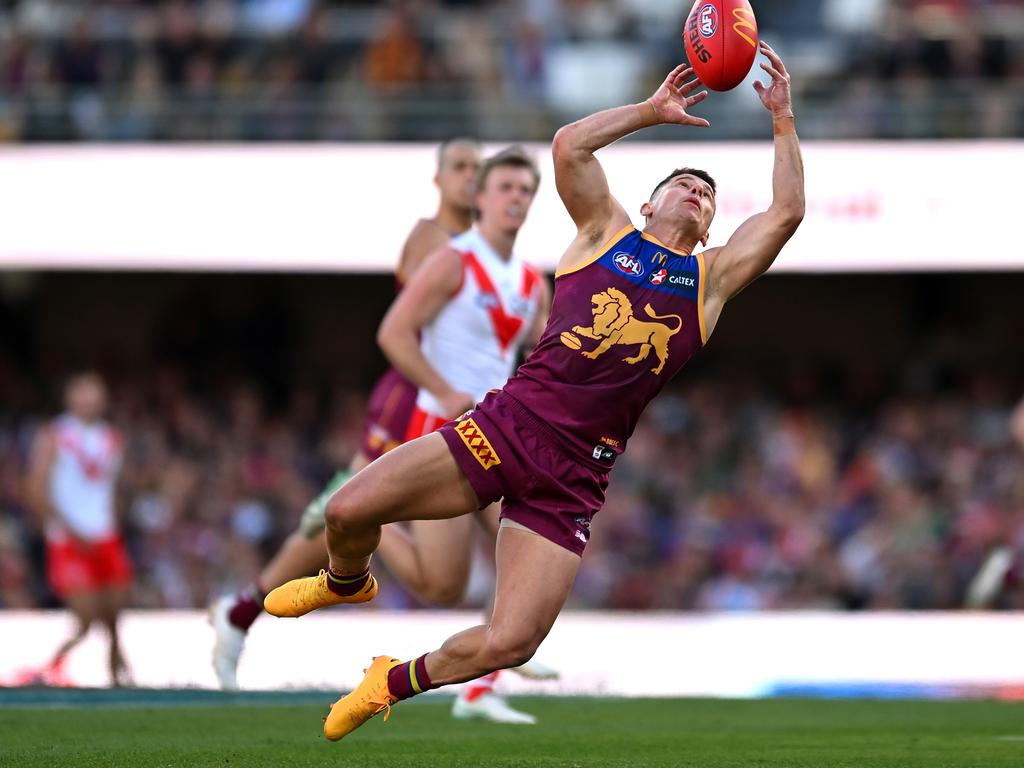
{"left": 561, "top": 287, "right": 682, "bottom": 375}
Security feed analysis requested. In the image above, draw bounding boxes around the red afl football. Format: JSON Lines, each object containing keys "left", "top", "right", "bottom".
{"left": 683, "top": 0, "right": 759, "bottom": 91}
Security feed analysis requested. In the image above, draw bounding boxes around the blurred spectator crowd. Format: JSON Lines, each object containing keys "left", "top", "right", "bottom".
{"left": 0, "top": 0, "right": 1022, "bottom": 142}
{"left": 1, "top": 357, "right": 1021, "bottom": 612}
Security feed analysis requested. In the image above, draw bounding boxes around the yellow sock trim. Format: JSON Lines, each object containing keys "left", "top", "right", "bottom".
{"left": 327, "top": 570, "right": 369, "bottom": 585}
{"left": 408, "top": 660, "right": 422, "bottom": 694}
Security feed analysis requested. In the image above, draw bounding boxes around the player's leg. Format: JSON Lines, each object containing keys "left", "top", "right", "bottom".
{"left": 46, "top": 591, "right": 99, "bottom": 682}
{"left": 449, "top": 506, "right": 558, "bottom": 722}
{"left": 96, "top": 585, "right": 130, "bottom": 686}
{"left": 321, "top": 524, "right": 579, "bottom": 740}
{"left": 425, "top": 525, "right": 578, "bottom": 684}
{"left": 376, "top": 510, "right": 487, "bottom": 607}
{"left": 264, "top": 433, "right": 480, "bottom": 617}
{"left": 210, "top": 453, "right": 368, "bottom": 689}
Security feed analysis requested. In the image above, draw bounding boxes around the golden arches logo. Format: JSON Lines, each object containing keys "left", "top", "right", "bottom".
{"left": 731, "top": 7, "right": 757, "bottom": 49}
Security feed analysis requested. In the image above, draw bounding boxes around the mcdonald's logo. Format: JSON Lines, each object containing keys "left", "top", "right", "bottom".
{"left": 732, "top": 7, "right": 757, "bottom": 49}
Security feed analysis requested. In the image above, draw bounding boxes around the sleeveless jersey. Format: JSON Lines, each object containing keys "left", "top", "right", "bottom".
{"left": 503, "top": 225, "right": 707, "bottom": 467}
{"left": 48, "top": 414, "right": 123, "bottom": 541}
{"left": 417, "top": 227, "right": 543, "bottom": 415}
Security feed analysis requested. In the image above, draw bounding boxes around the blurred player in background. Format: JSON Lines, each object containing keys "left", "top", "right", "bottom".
{"left": 25, "top": 371, "right": 131, "bottom": 686}
{"left": 265, "top": 42, "right": 804, "bottom": 741}
{"left": 965, "top": 395, "right": 1024, "bottom": 608}
{"left": 211, "top": 138, "right": 478, "bottom": 678}
{"left": 212, "top": 142, "right": 555, "bottom": 722}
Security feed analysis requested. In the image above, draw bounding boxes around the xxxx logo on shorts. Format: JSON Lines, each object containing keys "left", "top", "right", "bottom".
{"left": 455, "top": 418, "right": 501, "bottom": 470}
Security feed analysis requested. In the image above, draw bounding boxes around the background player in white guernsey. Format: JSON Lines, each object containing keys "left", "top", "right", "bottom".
{"left": 26, "top": 371, "right": 131, "bottom": 686}
{"left": 210, "top": 138, "right": 480, "bottom": 682}
{"left": 211, "top": 144, "right": 556, "bottom": 721}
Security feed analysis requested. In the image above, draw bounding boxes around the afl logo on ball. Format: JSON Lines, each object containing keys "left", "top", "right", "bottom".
{"left": 698, "top": 3, "right": 718, "bottom": 37}
{"left": 612, "top": 251, "right": 644, "bottom": 277}
{"left": 650, "top": 268, "right": 667, "bottom": 285}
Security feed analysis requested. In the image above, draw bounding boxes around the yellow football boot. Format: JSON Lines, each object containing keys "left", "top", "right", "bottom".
{"left": 323, "top": 656, "right": 403, "bottom": 741}
{"left": 263, "top": 569, "right": 377, "bottom": 618}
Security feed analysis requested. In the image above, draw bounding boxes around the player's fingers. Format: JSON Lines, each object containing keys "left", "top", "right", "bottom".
{"left": 760, "top": 41, "right": 787, "bottom": 74}
{"left": 759, "top": 61, "right": 784, "bottom": 81}
{"left": 678, "top": 75, "right": 704, "bottom": 94}
{"left": 684, "top": 115, "right": 711, "bottom": 128}
{"left": 686, "top": 90, "right": 708, "bottom": 107}
{"left": 672, "top": 68, "right": 696, "bottom": 89}
{"left": 665, "top": 62, "right": 689, "bottom": 83}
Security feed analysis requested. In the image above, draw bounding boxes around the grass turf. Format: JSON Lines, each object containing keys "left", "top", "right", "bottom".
{"left": 2, "top": 696, "right": 1023, "bottom": 767}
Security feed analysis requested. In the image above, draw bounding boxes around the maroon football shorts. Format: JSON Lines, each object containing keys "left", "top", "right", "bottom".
{"left": 439, "top": 390, "right": 609, "bottom": 556}
{"left": 360, "top": 367, "right": 419, "bottom": 461}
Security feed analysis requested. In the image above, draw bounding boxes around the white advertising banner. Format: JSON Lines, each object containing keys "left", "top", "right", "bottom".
{"left": 2, "top": 610, "right": 1023, "bottom": 698}
{"left": 0, "top": 142, "right": 1020, "bottom": 273}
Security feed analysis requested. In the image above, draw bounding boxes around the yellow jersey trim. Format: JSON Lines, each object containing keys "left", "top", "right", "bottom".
{"left": 640, "top": 232, "right": 692, "bottom": 256}
{"left": 696, "top": 251, "right": 708, "bottom": 346}
{"left": 555, "top": 225, "right": 636, "bottom": 278}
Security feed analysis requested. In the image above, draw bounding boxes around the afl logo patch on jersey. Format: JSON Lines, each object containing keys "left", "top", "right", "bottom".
{"left": 612, "top": 251, "right": 644, "bottom": 277}
{"left": 650, "top": 268, "right": 667, "bottom": 285}
{"left": 476, "top": 292, "right": 499, "bottom": 310}
{"left": 698, "top": 3, "right": 717, "bottom": 37}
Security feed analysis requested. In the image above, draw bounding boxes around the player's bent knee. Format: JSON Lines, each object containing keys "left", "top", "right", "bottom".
{"left": 419, "top": 579, "right": 465, "bottom": 608}
{"left": 324, "top": 488, "right": 362, "bottom": 530}
{"left": 481, "top": 630, "right": 541, "bottom": 670}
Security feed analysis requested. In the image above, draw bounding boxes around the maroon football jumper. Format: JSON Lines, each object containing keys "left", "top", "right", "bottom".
{"left": 440, "top": 225, "right": 708, "bottom": 554}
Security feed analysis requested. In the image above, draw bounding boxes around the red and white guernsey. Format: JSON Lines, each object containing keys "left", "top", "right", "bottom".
{"left": 415, "top": 227, "right": 543, "bottom": 422}
{"left": 48, "top": 414, "right": 123, "bottom": 542}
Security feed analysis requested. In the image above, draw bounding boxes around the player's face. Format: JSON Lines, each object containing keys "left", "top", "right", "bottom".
{"left": 476, "top": 166, "right": 537, "bottom": 232}
{"left": 652, "top": 174, "right": 716, "bottom": 235}
{"left": 436, "top": 144, "right": 482, "bottom": 210}
{"left": 67, "top": 375, "right": 107, "bottom": 421}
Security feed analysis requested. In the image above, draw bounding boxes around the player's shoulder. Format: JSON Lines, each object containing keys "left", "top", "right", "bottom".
{"left": 405, "top": 218, "right": 450, "bottom": 251}
{"left": 410, "top": 244, "right": 466, "bottom": 287}
{"left": 399, "top": 218, "right": 455, "bottom": 283}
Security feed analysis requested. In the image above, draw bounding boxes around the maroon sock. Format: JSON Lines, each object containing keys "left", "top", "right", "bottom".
{"left": 227, "top": 582, "right": 266, "bottom": 631}
{"left": 326, "top": 567, "right": 372, "bottom": 597}
{"left": 386, "top": 654, "right": 434, "bottom": 701}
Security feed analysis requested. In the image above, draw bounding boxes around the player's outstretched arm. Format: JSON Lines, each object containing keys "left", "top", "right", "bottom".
{"left": 377, "top": 247, "right": 475, "bottom": 418}
{"left": 705, "top": 42, "right": 804, "bottom": 310}
{"left": 552, "top": 64, "right": 710, "bottom": 246}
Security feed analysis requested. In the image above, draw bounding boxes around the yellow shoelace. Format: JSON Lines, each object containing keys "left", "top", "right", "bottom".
{"left": 296, "top": 570, "right": 329, "bottom": 606}
{"left": 370, "top": 698, "right": 392, "bottom": 722}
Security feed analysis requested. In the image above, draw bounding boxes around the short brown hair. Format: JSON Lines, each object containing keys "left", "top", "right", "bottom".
{"left": 649, "top": 167, "right": 717, "bottom": 200}
{"left": 477, "top": 145, "right": 541, "bottom": 194}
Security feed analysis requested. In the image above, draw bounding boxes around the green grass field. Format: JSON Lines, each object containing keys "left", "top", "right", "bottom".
{"left": 2, "top": 694, "right": 1023, "bottom": 768}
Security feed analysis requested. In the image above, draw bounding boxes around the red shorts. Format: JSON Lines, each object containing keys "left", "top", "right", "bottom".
{"left": 404, "top": 406, "right": 449, "bottom": 442}
{"left": 47, "top": 534, "right": 134, "bottom": 598}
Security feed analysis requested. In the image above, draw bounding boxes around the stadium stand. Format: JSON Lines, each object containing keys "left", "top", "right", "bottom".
{"left": 1, "top": 272, "right": 1021, "bottom": 612}
{"left": 0, "top": 0, "right": 1022, "bottom": 141}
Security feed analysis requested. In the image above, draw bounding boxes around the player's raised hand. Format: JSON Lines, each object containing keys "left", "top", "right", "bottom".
{"left": 646, "top": 64, "right": 710, "bottom": 128}
{"left": 753, "top": 41, "right": 793, "bottom": 118}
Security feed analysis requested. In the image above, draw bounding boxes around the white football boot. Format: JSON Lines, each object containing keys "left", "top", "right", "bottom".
{"left": 452, "top": 690, "right": 537, "bottom": 724}
{"left": 209, "top": 595, "right": 246, "bottom": 690}
{"left": 510, "top": 658, "right": 560, "bottom": 681}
